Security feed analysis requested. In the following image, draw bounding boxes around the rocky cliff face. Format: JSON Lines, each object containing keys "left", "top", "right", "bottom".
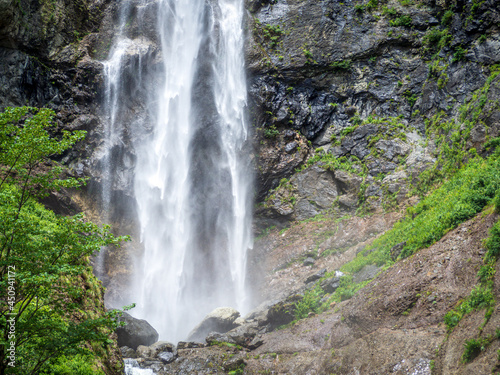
{"left": 248, "top": 0, "right": 500, "bottom": 227}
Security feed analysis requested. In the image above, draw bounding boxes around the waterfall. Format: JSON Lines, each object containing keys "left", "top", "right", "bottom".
{"left": 102, "top": 0, "right": 253, "bottom": 343}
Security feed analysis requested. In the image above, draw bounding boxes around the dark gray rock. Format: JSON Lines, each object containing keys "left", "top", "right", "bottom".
{"left": 320, "top": 277, "right": 341, "bottom": 294}
{"left": 116, "top": 312, "right": 159, "bottom": 350}
{"left": 353, "top": 265, "right": 381, "bottom": 284}
{"left": 120, "top": 346, "right": 137, "bottom": 358}
{"left": 303, "top": 257, "right": 315, "bottom": 266}
{"left": 226, "top": 321, "right": 260, "bottom": 346}
{"left": 187, "top": 307, "right": 240, "bottom": 342}
{"left": 305, "top": 268, "right": 327, "bottom": 284}
{"left": 289, "top": 165, "right": 339, "bottom": 220}
{"left": 267, "top": 295, "right": 302, "bottom": 328}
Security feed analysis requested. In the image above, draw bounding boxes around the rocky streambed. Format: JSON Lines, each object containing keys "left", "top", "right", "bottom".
{"left": 114, "top": 209, "right": 500, "bottom": 374}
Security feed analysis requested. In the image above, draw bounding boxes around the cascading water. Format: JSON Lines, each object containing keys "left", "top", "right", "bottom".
{"left": 102, "top": 0, "right": 253, "bottom": 344}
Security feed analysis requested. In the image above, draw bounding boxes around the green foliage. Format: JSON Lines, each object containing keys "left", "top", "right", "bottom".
{"left": 389, "top": 15, "right": 412, "bottom": 27}
{"left": 334, "top": 275, "right": 359, "bottom": 301}
{"left": 484, "top": 220, "right": 500, "bottom": 262}
{"left": 303, "top": 152, "right": 367, "bottom": 177}
{"left": 462, "top": 337, "right": 488, "bottom": 363}
{"left": 264, "top": 124, "right": 279, "bottom": 138}
{"left": 441, "top": 10, "right": 454, "bottom": 26}
{"left": 354, "top": 4, "right": 365, "bottom": 12}
{"left": 355, "top": 0, "right": 378, "bottom": 11}
{"left": 341, "top": 125, "right": 358, "bottom": 136}
{"left": 40, "top": 354, "right": 105, "bottom": 375}
{"left": 403, "top": 90, "right": 418, "bottom": 106}
{"left": 422, "top": 27, "right": 452, "bottom": 53}
{"left": 419, "top": 68, "right": 500, "bottom": 192}
{"left": 444, "top": 286, "right": 495, "bottom": 330}
{"left": 382, "top": 5, "right": 413, "bottom": 27}
{"left": 294, "top": 285, "right": 324, "bottom": 319}
{"left": 452, "top": 46, "right": 467, "bottom": 62}
{"left": 493, "top": 191, "right": 500, "bottom": 214}
{"left": 303, "top": 48, "right": 314, "bottom": 63}
{"left": 477, "top": 261, "right": 496, "bottom": 283}
{"left": 262, "top": 24, "right": 284, "bottom": 49}
{"left": 382, "top": 6, "right": 397, "bottom": 17}
{"left": 329, "top": 60, "right": 352, "bottom": 71}
{"left": 210, "top": 341, "right": 243, "bottom": 350}
{"left": 0, "top": 107, "right": 128, "bottom": 374}
{"left": 332, "top": 153, "right": 500, "bottom": 287}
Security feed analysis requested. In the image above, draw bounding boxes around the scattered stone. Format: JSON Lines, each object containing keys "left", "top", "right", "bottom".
{"left": 177, "top": 341, "right": 205, "bottom": 350}
{"left": 120, "top": 346, "right": 137, "bottom": 358}
{"left": 226, "top": 321, "right": 260, "bottom": 346}
{"left": 244, "top": 302, "right": 271, "bottom": 325}
{"left": 149, "top": 341, "right": 174, "bottom": 357}
{"left": 187, "top": 307, "right": 240, "bottom": 342}
{"left": 284, "top": 141, "right": 298, "bottom": 153}
{"left": 248, "top": 336, "right": 264, "bottom": 350}
{"left": 305, "top": 268, "right": 327, "bottom": 283}
{"left": 303, "top": 257, "right": 315, "bottom": 266}
{"left": 116, "top": 312, "right": 159, "bottom": 350}
{"left": 320, "top": 276, "right": 341, "bottom": 293}
{"left": 158, "top": 351, "right": 175, "bottom": 364}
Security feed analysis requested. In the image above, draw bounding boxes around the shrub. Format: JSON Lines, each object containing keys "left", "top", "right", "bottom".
{"left": 330, "top": 59, "right": 352, "bottom": 71}
{"left": 453, "top": 46, "right": 467, "bottom": 62}
{"left": 294, "top": 285, "right": 324, "bottom": 319}
{"left": 484, "top": 221, "right": 500, "bottom": 261}
{"left": 462, "top": 338, "right": 486, "bottom": 363}
{"left": 389, "top": 15, "right": 412, "bottom": 27}
{"left": 444, "top": 286, "right": 495, "bottom": 330}
{"left": 441, "top": 10, "right": 454, "bottom": 26}
{"left": 40, "top": 355, "right": 105, "bottom": 375}
{"left": 0, "top": 107, "right": 129, "bottom": 374}
{"left": 422, "top": 27, "right": 451, "bottom": 52}
{"left": 264, "top": 124, "right": 279, "bottom": 138}
{"left": 493, "top": 191, "right": 500, "bottom": 213}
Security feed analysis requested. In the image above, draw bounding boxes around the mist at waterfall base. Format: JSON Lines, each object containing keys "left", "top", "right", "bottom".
{"left": 101, "top": 0, "right": 253, "bottom": 344}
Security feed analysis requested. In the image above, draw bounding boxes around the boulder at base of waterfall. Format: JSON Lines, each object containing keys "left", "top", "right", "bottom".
{"left": 187, "top": 307, "right": 240, "bottom": 342}
{"left": 116, "top": 312, "right": 159, "bottom": 350}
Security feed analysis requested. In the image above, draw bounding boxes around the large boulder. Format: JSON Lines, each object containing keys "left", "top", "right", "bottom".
{"left": 187, "top": 307, "right": 240, "bottom": 342}
{"left": 116, "top": 312, "right": 159, "bottom": 350}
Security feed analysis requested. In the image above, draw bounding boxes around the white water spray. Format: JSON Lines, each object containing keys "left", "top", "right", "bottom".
{"left": 103, "top": 0, "right": 252, "bottom": 343}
